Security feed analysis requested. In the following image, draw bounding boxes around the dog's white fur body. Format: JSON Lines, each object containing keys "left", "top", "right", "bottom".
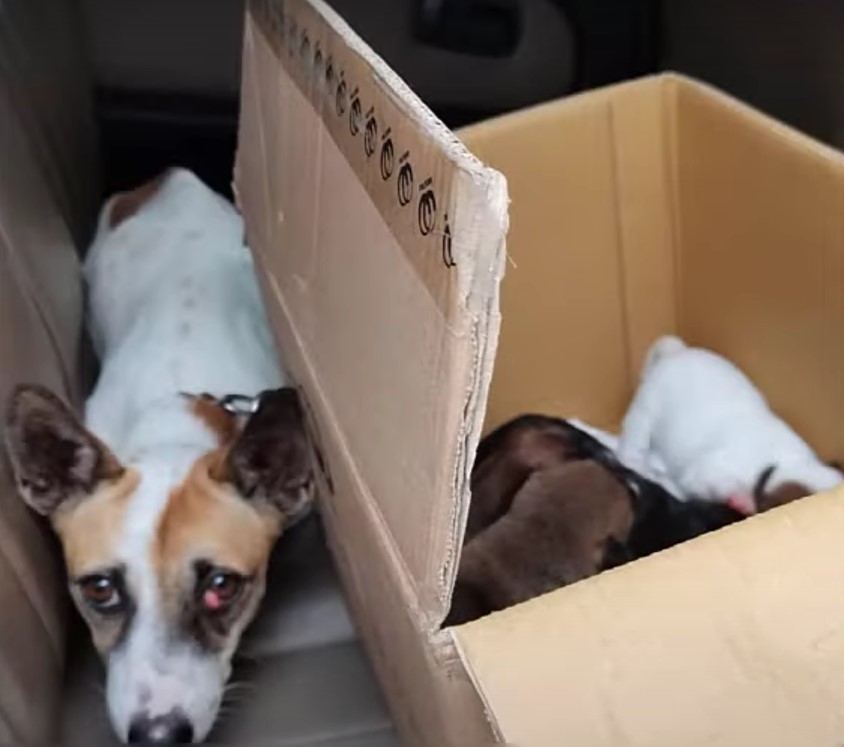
{"left": 84, "top": 168, "right": 282, "bottom": 740}
{"left": 618, "top": 335, "right": 840, "bottom": 505}
{"left": 85, "top": 168, "right": 280, "bottom": 458}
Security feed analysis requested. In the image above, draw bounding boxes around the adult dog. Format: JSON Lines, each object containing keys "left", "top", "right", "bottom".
{"left": 4, "top": 168, "right": 312, "bottom": 743}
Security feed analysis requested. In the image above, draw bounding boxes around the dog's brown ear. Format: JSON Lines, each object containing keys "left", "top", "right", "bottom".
{"left": 757, "top": 481, "right": 812, "bottom": 513}
{"left": 3, "top": 384, "right": 124, "bottom": 516}
{"left": 212, "top": 388, "right": 313, "bottom": 519}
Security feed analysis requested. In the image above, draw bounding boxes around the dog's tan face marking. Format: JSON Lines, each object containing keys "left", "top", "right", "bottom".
{"left": 53, "top": 469, "right": 140, "bottom": 577}
{"left": 51, "top": 470, "right": 141, "bottom": 653}
{"left": 5, "top": 385, "right": 313, "bottom": 742}
{"left": 151, "top": 452, "right": 281, "bottom": 639}
{"left": 155, "top": 452, "right": 280, "bottom": 575}
{"left": 108, "top": 171, "right": 169, "bottom": 228}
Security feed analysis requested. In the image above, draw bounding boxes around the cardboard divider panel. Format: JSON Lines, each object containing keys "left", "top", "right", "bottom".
{"left": 235, "top": 0, "right": 508, "bottom": 620}
{"left": 248, "top": 249, "right": 496, "bottom": 744}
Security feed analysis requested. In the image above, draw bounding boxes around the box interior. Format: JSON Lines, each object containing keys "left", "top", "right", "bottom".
{"left": 462, "top": 74, "right": 844, "bottom": 464}
{"left": 451, "top": 74, "right": 844, "bottom": 745}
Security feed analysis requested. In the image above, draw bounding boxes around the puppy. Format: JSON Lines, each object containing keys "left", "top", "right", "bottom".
{"left": 751, "top": 464, "right": 837, "bottom": 513}
{"left": 449, "top": 415, "right": 743, "bottom": 626}
{"left": 604, "top": 470, "right": 743, "bottom": 566}
{"left": 467, "top": 415, "right": 610, "bottom": 541}
{"left": 4, "top": 168, "right": 312, "bottom": 744}
{"left": 618, "top": 335, "right": 841, "bottom": 512}
{"left": 568, "top": 417, "right": 682, "bottom": 496}
{"left": 447, "top": 460, "right": 634, "bottom": 626}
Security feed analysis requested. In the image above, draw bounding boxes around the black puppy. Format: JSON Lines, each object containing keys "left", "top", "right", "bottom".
{"left": 587, "top": 443, "right": 744, "bottom": 565}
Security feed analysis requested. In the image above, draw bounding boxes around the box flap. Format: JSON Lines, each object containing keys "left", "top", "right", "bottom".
{"left": 235, "top": 0, "right": 508, "bottom": 622}
{"left": 453, "top": 491, "right": 844, "bottom": 746}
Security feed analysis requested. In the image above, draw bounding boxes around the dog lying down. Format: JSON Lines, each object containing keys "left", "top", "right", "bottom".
{"left": 446, "top": 416, "right": 744, "bottom": 626}
{"left": 4, "top": 169, "right": 312, "bottom": 744}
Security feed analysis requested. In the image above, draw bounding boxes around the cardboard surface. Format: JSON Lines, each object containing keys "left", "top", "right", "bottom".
{"left": 235, "top": 0, "right": 507, "bottom": 620}
{"left": 459, "top": 77, "right": 677, "bottom": 433}
{"left": 246, "top": 241, "right": 496, "bottom": 745}
{"left": 672, "top": 80, "right": 844, "bottom": 460}
{"left": 455, "top": 492, "right": 844, "bottom": 746}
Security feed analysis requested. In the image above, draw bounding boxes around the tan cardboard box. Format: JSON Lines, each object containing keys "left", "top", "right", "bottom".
{"left": 235, "top": 1, "right": 844, "bottom": 744}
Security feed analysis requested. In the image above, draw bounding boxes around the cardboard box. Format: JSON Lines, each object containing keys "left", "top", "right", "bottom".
{"left": 235, "top": 1, "right": 844, "bottom": 744}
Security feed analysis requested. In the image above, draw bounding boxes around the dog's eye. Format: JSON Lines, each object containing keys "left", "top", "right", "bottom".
{"left": 78, "top": 574, "right": 123, "bottom": 613}
{"left": 200, "top": 570, "right": 245, "bottom": 612}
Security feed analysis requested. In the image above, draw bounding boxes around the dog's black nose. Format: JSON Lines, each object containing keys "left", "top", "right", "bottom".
{"left": 127, "top": 712, "right": 194, "bottom": 743}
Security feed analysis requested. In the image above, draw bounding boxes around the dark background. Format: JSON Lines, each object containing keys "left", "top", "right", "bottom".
{"left": 80, "top": 0, "right": 844, "bottom": 199}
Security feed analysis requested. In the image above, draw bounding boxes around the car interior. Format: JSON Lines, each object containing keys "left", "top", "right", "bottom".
{"left": 2, "top": 1, "right": 844, "bottom": 744}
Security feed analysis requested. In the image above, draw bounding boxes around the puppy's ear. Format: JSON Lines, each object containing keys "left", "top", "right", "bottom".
{"left": 757, "top": 481, "right": 812, "bottom": 513}
{"left": 212, "top": 388, "right": 313, "bottom": 520}
{"left": 4, "top": 385, "right": 124, "bottom": 516}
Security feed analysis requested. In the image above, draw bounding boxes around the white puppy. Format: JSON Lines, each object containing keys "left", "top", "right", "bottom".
{"left": 618, "top": 335, "right": 841, "bottom": 512}
{"left": 568, "top": 418, "right": 682, "bottom": 496}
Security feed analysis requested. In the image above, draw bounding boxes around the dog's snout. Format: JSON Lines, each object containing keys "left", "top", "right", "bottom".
{"left": 127, "top": 711, "right": 194, "bottom": 743}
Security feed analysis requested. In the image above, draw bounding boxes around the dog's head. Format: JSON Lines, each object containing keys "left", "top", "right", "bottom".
{"left": 4, "top": 385, "right": 312, "bottom": 743}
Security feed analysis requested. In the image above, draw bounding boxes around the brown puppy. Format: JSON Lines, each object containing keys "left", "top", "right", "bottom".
{"left": 450, "top": 415, "right": 745, "bottom": 626}
{"left": 467, "top": 415, "right": 610, "bottom": 541}
{"left": 447, "top": 460, "right": 633, "bottom": 626}
{"left": 752, "top": 465, "right": 813, "bottom": 513}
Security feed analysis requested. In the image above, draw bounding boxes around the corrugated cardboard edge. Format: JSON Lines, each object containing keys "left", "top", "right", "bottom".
{"left": 247, "top": 0, "right": 509, "bottom": 313}
{"left": 236, "top": 0, "right": 509, "bottom": 623}
{"left": 445, "top": 628, "right": 505, "bottom": 741}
